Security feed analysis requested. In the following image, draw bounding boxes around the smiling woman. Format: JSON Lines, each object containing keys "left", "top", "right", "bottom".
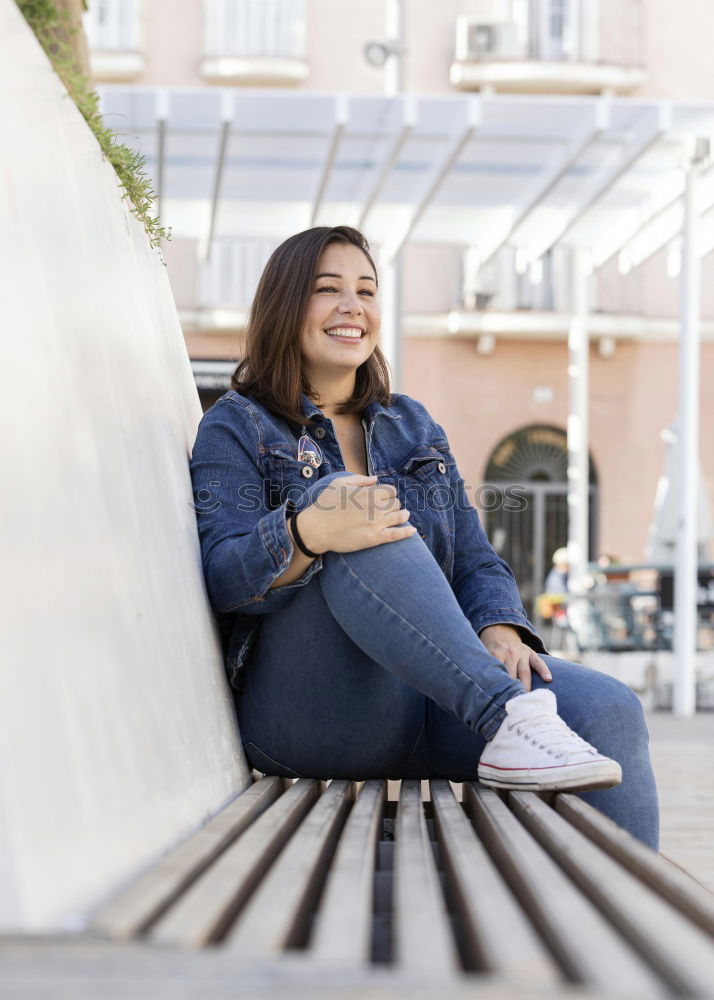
{"left": 231, "top": 226, "right": 391, "bottom": 427}
{"left": 189, "top": 225, "right": 660, "bottom": 848}
{"left": 299, "top": 242, "right": 381, "bottom": 401}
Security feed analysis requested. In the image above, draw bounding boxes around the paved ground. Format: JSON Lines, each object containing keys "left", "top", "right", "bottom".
{"left": 645, "top": 710, "right": 714, "bottom": 892}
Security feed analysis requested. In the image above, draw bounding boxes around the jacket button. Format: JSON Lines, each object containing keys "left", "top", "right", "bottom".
{"left": 301, "top": 465, "right": 314, "bottom": 478}
{"left": 313, "top": 427, "right": 326, "bottom": 439}
{"left": 437, "top": 462, "right": 446, "bottom": 474}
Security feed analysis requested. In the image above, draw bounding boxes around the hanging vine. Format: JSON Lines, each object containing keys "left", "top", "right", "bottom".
{"left": 16, "top": 0, "right": 170, "bottom": 249}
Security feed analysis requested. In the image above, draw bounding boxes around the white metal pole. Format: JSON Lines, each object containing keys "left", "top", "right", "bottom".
{"left": 384, "top": 0, "right": 404, "bottom": 96}
{"left": 381, "top": 0, "right": 404, "bottom": 389}
{"left": 673, "top": 152, "right": 701, "bottom": 717}
{"left": 567, "top": 247, "right": 590, "bottom": 596}
{"left": 380, "top": 259, "right": 402, "bottom": 388}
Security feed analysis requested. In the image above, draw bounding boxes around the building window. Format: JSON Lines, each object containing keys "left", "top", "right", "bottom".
{"left": 83, "top": 0, "right": 140, "bottom": 51}
{"left": 535, "top": 0, "right": 584, "bottom": 61}
{"left": 547, "top": 0, "right": 567, "bottom": 56}
{"left": 203, "top": 0, "right": 306, "bottom": 59}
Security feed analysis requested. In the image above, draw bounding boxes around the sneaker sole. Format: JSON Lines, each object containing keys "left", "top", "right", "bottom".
{"left": 477, "top": 761, "right": 622, "bottom": 793}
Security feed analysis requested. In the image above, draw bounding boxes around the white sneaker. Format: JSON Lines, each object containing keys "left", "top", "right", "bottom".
{"left": 477, "top": 688, "right": 622, "bottom": 792}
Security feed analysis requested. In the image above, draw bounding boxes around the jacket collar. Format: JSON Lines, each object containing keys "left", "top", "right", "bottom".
{"left": 300, "top": 393, "right": 401, "bottom": 424}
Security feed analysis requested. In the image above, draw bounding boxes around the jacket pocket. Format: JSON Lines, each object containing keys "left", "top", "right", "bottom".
{"left": 263, "top": 445, "right": 318, "bottom": 510}
{"left": 401, "top": 444, "right": 454, "bottom": 483}
{"left": 393, "top": 444, "right": 455, "bottom": 572}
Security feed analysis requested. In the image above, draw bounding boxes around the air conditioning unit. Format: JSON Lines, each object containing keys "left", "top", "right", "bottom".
{"left": 455, "top": 13, "right": 529, "bottom": 62}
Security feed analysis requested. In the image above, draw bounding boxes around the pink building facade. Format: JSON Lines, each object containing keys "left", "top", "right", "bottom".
{"left": 85, "top": 0, "right": 714, "bottom": 589}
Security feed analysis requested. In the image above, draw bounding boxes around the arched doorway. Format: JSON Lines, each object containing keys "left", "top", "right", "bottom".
{"left": 482, "top": 425, "right": 598, "bottom": 617}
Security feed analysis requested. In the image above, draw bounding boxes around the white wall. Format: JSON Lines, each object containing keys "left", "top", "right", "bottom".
{"left": 0, "top": 0, "right": 250, "bottom": 931}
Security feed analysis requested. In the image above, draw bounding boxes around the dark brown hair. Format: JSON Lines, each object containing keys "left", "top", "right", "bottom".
{"left": 231, "top": 226, "right": 392, "bottom": 426}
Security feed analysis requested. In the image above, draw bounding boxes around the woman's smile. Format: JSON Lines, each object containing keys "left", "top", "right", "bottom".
{"left": 323, "top": 324, "right": 366, "bottom": 342}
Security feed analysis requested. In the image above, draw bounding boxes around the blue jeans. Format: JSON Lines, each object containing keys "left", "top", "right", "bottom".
{"left": 236, "top": 474, "right": 660, "bottom": 849}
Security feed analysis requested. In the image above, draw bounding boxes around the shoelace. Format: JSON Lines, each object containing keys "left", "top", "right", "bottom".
{"left": 507, "top": 714, "right": 599, "bottom": 759}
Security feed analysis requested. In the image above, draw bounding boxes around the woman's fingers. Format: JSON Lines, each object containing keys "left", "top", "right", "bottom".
{"left": 483, "top": 640, "right": 547, "bottom": 694}
{"left": 500, "top": 649, "right": 528, "bottom": 688}
{"left": 374, "top": 507, "right": 410, "bottom": 527}
{"left": 369, "top": 483, "right": 397, "bottom": 503}
{"left": 383, "top": 523, "right": 418, "bottom": 542}
{"left": 529, "top": 652, "right": 553, "bottom": 682}
{"left": 516, "top": 654, "right": 533, "bottom": 692}
{"left": 338, "top": 474, "right": 379, "bottom": 487}
{"left": 375, "top": 509, "right": 417, "bottom": 544}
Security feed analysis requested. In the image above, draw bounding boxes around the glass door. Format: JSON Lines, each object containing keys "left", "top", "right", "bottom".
{"left": 535, "top": 0, "right": 581, "bottom": 60}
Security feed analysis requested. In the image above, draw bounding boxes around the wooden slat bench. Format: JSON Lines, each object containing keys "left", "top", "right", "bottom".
{"left": 3, "top": 7, "right": 713, "bottom": 990}
{"left": 37, "top": 777, "right": 706, "bottom": 998}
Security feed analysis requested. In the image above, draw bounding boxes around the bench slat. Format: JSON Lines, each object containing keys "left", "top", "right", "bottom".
{"left": 310, "top": 779, "right": 386, "bottom": 968}
{"left": 148, "top": 778, "right": 319, "bottom": 947}
{"left": 224, "top": 779, "right": 354, "bottom": 959}
{"left": 511, "top": 790, "right": 714, "bottom": 996}
{"left": 92, "top": 776, "right": 282, "bottom": 940}
{"left": 555, "top": 792, "right": 714, "bottom": 937}
{"left": 429, "top": 780, "right": 560, "bottom": 984}
{"left": 465, "top": 784, "right": 665, "bottom": 995}
{"left": 393, "top": 780, "right": 460, "bottom": 974}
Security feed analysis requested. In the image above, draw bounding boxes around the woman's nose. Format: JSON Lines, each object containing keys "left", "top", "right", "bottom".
{"left": 338, "top": 290, "right": 363, "bottom": 313}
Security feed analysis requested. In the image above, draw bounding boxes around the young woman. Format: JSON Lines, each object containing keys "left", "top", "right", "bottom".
{"left": 189, "top": 226, "right": 659, "bottom": 849}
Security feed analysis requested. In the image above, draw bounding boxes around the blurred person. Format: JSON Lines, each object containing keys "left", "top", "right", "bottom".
{"left": 189, "top": 226, "right": 659, "bottom": 847}
{"left": 545, "top": 546, "right": 569, "bottom": 594}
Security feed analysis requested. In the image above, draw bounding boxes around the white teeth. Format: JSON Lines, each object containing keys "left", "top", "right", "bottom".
{"left": 325, "top": 327, "right": 363, "bottom": 338}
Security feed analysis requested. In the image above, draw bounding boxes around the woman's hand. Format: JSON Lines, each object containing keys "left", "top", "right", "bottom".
{"left": 296, "top": 474, "right": 417, "bottom": 554}
{"left": 479, "top": 623, "right": 551, "bottom": 692}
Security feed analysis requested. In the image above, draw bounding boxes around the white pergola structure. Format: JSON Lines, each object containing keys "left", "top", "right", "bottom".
{"left": 100, "top": 87, "right": 714, "bottom": 714}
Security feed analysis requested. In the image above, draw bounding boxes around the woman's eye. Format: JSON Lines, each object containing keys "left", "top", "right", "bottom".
{"left": 314, "top": 285, "right": 376, "bottom": 297}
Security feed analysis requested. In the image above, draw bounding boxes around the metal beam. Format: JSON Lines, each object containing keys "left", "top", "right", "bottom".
{"left": 357, "top": 97, "right": 416, "bottom": 231}
{"left": 384, "top": 97, "right": 482, "bottom": 263}
{"left": 202, "top": 92, "right": 234, "bottom": 264}
{"left": 310, "top": 94, "right": 348, "bottom": 227}
{"left": 590, "top": 177, "right": 685, "bottom": 270}
{"left": 529, "top": 104, "right": 671, "bottom": 261}
{"left": 595, "top": 161, "right": 714, "bottom": 272}
{"left": 478, "top": 99, "right": 610, "bottom": 270}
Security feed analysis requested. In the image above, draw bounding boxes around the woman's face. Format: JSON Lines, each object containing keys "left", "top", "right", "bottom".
{"left": 300, "top": 242, "right": 380, "bottom": 383}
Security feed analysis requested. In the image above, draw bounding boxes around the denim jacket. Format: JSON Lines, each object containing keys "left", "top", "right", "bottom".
{"left": 189, "top": 389, "right": 545, "bottom": 691}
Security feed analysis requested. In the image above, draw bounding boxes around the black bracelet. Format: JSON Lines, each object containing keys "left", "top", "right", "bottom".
{"left": 287, "top": 509, "right": 320, "bottom": 559}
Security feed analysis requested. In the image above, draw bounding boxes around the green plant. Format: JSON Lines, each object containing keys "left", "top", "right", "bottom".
{"left": 16, "top": 0, "right": 170, "bottom": 249}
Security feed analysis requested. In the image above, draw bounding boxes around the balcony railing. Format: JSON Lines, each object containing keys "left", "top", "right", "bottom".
{"left": 203, "top": 0, "right": 306, "bottom": 59}
{"left": 456, "top": 0, "right": 643, "bottom": 66}
{"left": 461, "top": 247, "right": 595, "bottom": 314}
{"left": 83, "top": 0, "right": 140, "bottom": 51}
{"left": 452, "top": 0, "right": 645, "bottom": 93}
{"left": 199, "top": 239, "right": 276, "bottom": 309}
